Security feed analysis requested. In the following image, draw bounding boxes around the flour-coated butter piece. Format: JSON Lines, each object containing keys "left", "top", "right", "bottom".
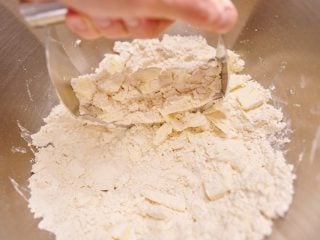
{"left": 142, "top": 188, "right": 186, "bottom": 212}
{"left": 237, "top": 86, "right": 266, "bottom": 111}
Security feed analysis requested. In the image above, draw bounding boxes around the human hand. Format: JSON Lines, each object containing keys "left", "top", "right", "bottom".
{"left": 25, "top": 0, "right": 238, "bottom": 39}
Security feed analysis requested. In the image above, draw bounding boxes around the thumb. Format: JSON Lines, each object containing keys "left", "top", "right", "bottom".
{"left": 162, "top": 0, "right": 238, "bottom": 33}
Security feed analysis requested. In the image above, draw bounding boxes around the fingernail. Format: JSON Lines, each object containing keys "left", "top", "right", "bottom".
{"left": 124, "top": 18, "right": 140, "bottom": 28}
{"left": 94, "top": 18, "right": 112, "bottom": 29}
{"left": 68, "top": 17, "right": 87, "bottom": 31}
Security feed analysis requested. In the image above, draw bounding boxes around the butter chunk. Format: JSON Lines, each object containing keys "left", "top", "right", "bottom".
{"left": 163, "top": 115, "right": 185, "bottom": 132}
{"left": 228, "top": 50, "right": 245, "bottom": 73}
{"left": 112, "top": 224, "right": 136, "bottom": 240}
{"left": 205, "top": 109, "right": 235, "bottom": 137}
{"left": 203, "top": 165, "right": 233, "bottom": 201}
{"left": 211, "top": 118, "right": 236, "bottom": 137}
{"left": 97, "top": 54, "right": 125, "bottom": 74}
{"left": 228, "top": 74, "right": 251, "bottom": 92}
{"left": 163, "top": 112, "right": 209, "bottom": 132}
{"left": 99, "top": 110, "right": 125, "bottom": 123}
{"left": 71, "top": 75, "right": 97, "bottom": 102}
{"left": 161, "top": 96, "right": 211, "bottom": 116}
{"left": 133, "top": 68, "right": 162, "bottom": 94}
{"left": 119, "top": 111, "right": 164, "bottom": 125}
{"left": 96, "top": 72, "right": 124, "bottom": 94}
{"left": 237, "top": 86, "right": 266, "bottom": 111}
{"left": 153, "top": 123, "right": 173, "bottom": 145}
{"left": 139, "top": 201, "right": 170, "bottom": 220}
{"left": 185, "top": 112, "right": 209, "bottom": 129}
{"left": 142, "top": 189, "right": 186, "bottom": 212}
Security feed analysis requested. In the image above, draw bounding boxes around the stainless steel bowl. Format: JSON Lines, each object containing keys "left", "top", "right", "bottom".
{"left": 0, "top": 0, "right": 319, "bottom": 239}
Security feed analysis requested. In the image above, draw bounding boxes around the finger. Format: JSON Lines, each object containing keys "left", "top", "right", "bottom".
{"left": 62, "top": 0, "right": 237, "bottom": 33}
{"left": 159, "top": 0, "right": 238, "bottom": 33}
{"left": 92, "top": 19, "right": 130, "bottom": 39}
{"left": 218, "top": 4, "right": 238, "bottom": 33}
{"left": 124, "top": 18, "right": 174, "bottom": 39}
{"left": 65, "top": 11, "right": 102, "bottom": 39}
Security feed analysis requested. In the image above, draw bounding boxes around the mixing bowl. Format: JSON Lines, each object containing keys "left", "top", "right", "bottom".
{"left": 0, "top": 0, "right": 319, "bottom": 239}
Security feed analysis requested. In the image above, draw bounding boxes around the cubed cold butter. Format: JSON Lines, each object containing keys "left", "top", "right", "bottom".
{"left": 237, "top": 86, "right": 266, "bottom": 111}
{"left": 142, "top": 188, "right": 186, "bottom": 212}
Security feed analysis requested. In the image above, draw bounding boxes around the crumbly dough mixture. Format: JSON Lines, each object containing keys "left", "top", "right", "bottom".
{"left": 28, "top": 35, "right": 295, "bottom": 240}
{"left": 71, "top": 35, "right": 232, "bottom": 126}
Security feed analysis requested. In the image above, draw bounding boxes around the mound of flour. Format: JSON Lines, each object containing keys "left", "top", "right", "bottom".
{"left": 28, "top": 35, "right": 295, "bottom": 240}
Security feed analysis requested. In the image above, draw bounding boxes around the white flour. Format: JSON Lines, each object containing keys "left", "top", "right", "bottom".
{"left": 28, "top": 35, "right": 295, "bottom": 240}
